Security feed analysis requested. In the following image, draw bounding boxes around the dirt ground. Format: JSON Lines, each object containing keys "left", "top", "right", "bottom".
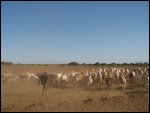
{"left": 1, "top": 65, "right": 149, "bottom": 112}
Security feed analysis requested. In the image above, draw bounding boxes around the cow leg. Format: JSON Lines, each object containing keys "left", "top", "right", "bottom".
{"left": 98, "top": 82, "right": 100, "bottom": 89}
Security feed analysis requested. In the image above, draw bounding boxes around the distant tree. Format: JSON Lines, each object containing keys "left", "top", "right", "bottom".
{"left": 144, "top": 62, "right": 148, "bottom": 65}
{"left": 1, "top": 61, "right": 13, "bottom": 65}
{"left": 82, "top": 63, "right": 86, "bottom": 65}
{"left": 87, "top": 64, "right": 92, "bottom": 66}
{"left": 110, "top": 63, "right": 116, "bottom": 66}
{"left": 93, "top": 62, "right": 100, "bottom": 66}
{"left": 130, "top": 63, "right": 134, "bottom": 65}
{"left": 68, "top": 62, "right": 79, "bottom": 65}
{"left": 122, "top": 63, "right": 127, "bottom": 65}
{"left": 101, "top": 63, "right": 106, "bottom": 65}
{"left": 135, "top": 62, "right": 143, "bottom": 66}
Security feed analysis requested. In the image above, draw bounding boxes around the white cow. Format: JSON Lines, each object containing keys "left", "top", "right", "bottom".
{"left": 8, "top": 75, "right": 19, "bottom": 84}
{"left": 21, "top": 72, "right": 39, "bottom": 80}
{"left": 119, "top": 74, "right": 127, "bottom": 91}
{"left": 55, "top": 73, "right": 62, "bottom": 85}
{"left": 142, "top": 71, "right": 149, "bottom": 88}
{"left": 60, "top": 73, "right": 68, "bottom": 87}
{"left": 2, "top": 73, "right": 17, "bottom": 83}
{"left": 87, "top": 75, "right": 93, "bottom": 87}
{"left": 2, "top": 73, "right": 13, "bottom": 77}
{"left": 96, "top": 71, "right": 103, "bottom": 89}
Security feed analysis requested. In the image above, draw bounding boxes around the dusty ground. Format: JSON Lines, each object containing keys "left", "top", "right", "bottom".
{"left": 1, "top": 65, "right": 149, "bottom": 112}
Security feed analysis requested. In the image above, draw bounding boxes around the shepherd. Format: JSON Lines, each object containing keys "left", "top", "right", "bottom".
{"left": 38, "top": 72, "right": 49, "bottom": 96}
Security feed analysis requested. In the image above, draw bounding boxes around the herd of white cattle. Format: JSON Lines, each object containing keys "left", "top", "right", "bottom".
{"left": 2, "top": 67, "right": 149, "bottom": 91}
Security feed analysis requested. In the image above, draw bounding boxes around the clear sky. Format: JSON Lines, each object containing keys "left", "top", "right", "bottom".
{"left": 1, "top": 1, "right": 149, "bottom": 64}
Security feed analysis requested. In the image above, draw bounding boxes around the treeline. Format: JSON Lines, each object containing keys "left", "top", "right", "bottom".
{"left": 1, "top": 61, "right": 13, "bottom": 65}
{"left": 1, "top": 61, "right": 53, "bottom": 66}
{"left": 1, "top": 61, "right": 149, "bottom": 66}
{"left": 67, "top": 62, "right": 149, "bottom": 66}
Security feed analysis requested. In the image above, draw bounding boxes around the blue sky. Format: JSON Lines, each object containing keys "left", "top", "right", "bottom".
{"left": 1, "top": 1, "right": 149, "bottom": 64}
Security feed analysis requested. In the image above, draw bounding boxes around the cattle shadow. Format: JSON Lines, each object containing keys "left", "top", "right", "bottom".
{"left": 115, "top": 83, "right": 146, "bottom": 91}
{"left": 48, "top": 83, "right": 78, "bottom": 89}
{"left": 83, "top": 87, "right": 107, "bottom": 92}
{"left": 115, "top": 87, "right": 123, "bottom": 90}
{"left": 127, "top": 84, "right": 143, "bottom": 89}
{"left": 115, "top": 86, "right": 134, "bottom": 90}
{"left": 125, "top": 90, "right": 148, "bottom": 95}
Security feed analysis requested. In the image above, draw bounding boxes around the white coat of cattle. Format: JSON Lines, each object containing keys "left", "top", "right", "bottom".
{"left": 119, "top": 74, "right": 127, "bottom": 91}
{"left": 96, "top": 71, "right": 103, "bottom": 89}
{"left": 21, "top": 72, "right": 39, "bottom": 80}
{"left": 2, "top": 73, "right": 18, "bottom": 84}
{"left": 2, "top": 73, "right": 13, "bottom": 77}
{"left": 142, "top": 71, "right": 149, "bottom": 88}
{"left": 55, "top": 73, "right": 62, "bottom": 84}
{"left": 87, "top": 75, "right": 93, "bottom": 87}
{"left": 8, "top": 75, "right": 19, "bottom": 84}
{"left": 60, "top": 73, "right": 68, "bottom": 87}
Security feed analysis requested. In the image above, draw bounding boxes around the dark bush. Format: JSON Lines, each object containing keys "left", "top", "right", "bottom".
{"left": 93, "top": 62, "right": 100, "bottom": 66}
{"left": 1, "top": 61, "right": 13, "bottom": 65}
{"left": 68, "top": 62, "right": 79, "bottom": 65}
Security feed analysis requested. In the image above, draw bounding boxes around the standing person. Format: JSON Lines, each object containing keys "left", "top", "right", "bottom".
{"left": 38, "top": 72, "right": 49, "bottom": 96}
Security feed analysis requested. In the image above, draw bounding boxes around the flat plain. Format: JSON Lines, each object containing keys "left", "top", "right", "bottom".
{"left": 1, "top": 65, "right": 149, "bottom": 112}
